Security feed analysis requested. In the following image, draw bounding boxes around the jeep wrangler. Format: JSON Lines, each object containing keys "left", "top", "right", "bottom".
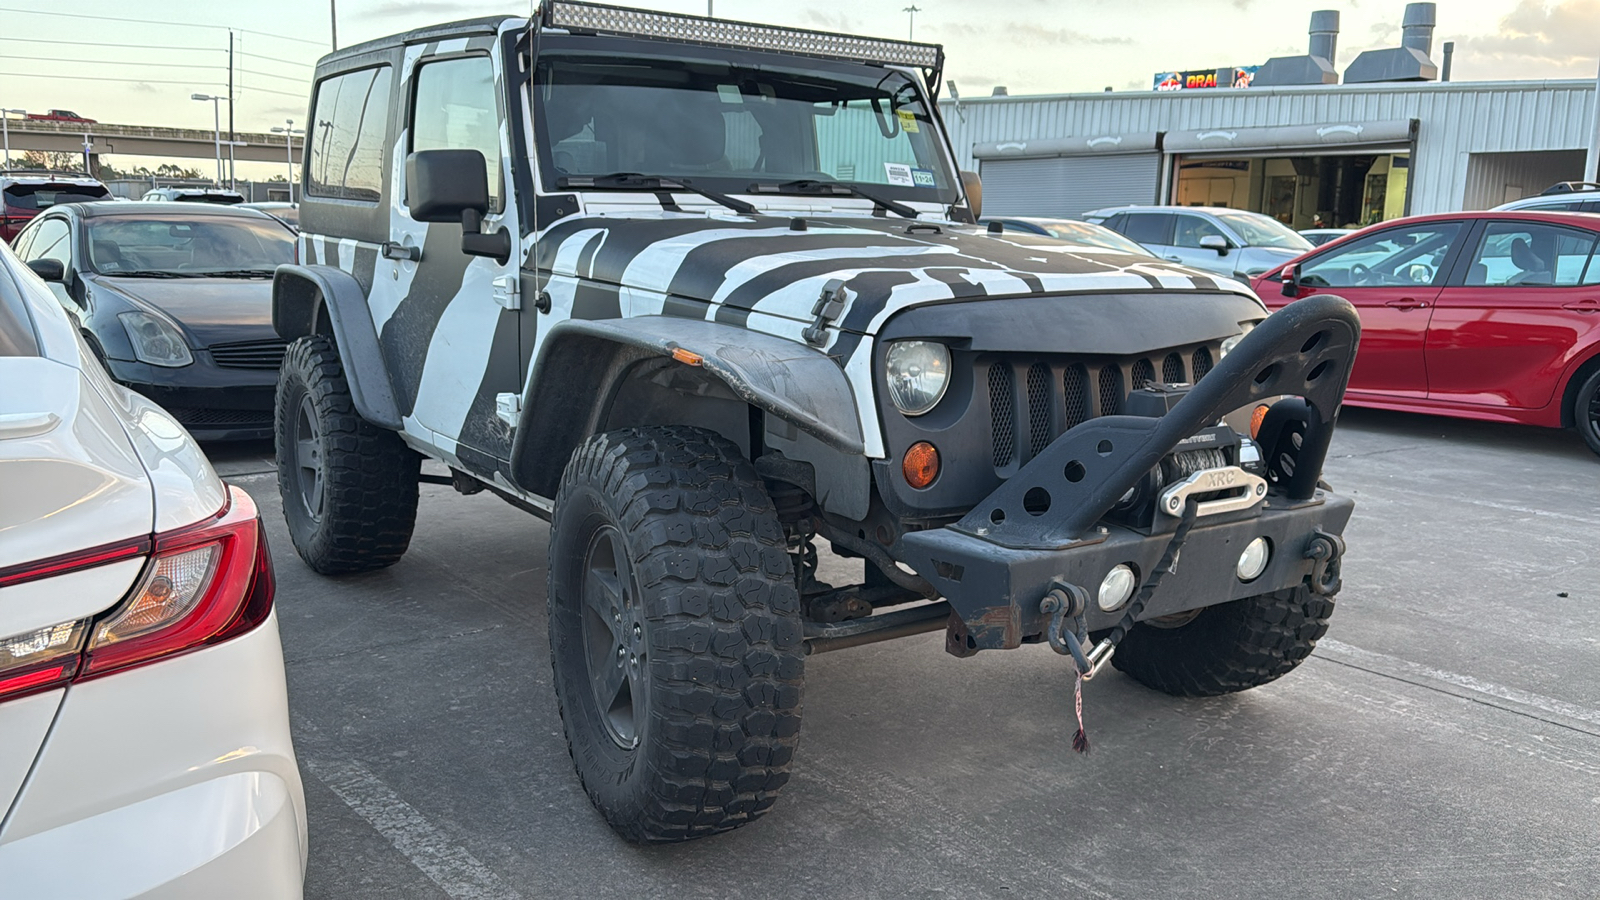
{"left": 272, "top": 2, "right": 1359, "bottom": 843}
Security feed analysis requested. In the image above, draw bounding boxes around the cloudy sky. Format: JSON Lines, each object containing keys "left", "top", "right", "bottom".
{"left": 1, "top": 0, "right": 1594, "bottom": 174}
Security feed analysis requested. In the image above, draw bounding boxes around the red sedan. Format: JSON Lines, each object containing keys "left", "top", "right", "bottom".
{"left": 1252, "top": 210, "right": 1600, "bottom": 457}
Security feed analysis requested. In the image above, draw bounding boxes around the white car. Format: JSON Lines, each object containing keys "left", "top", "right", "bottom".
{"left": 0, "top": 238, "right": 306, "bottom": 896}
{"left": 1492, "top": 181, "right": 1600, "bottom": 213}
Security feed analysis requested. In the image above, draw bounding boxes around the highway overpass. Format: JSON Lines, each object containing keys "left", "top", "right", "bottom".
{"left": 2, "top": 118, "right": 304, "bottom": 167}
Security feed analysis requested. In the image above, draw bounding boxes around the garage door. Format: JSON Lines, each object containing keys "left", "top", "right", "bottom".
{"left": 979, "top": 153, "right": 1162, "bottom": 219}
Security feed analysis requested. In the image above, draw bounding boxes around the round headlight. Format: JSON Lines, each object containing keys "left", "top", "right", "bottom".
{"left": 885, "top": 340, "right": 950, "bottom": 416}
{"left": 1219, "top": 321, "right": 1256, "bottom": 358}
{"left": 1236, "top": 537, "right": 1271, "bottom": 582}
{"left": 1098, "top": 564, "right": 1138, "bottom": 612}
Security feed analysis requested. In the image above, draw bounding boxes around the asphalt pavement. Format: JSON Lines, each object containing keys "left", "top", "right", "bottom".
{"left": 207, "top": 407, "right": 1600, "bottom": 899}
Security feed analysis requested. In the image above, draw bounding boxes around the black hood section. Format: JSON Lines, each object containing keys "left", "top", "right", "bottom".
{"left": 91, "top": 276, "right": 276, "bottom": 348}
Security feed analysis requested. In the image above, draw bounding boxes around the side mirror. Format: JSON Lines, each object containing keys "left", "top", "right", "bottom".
{"left": 26, "top": 259, "right": 65, "bottom": 282}
{"left": 960, "top": 170, "right": 982, "bottom": 220}
{"left": 1199, "top": 234, "right": 1230, "bottom": 255}
{"left": 1280, "top": 264, "right": 1302, "bottom": 298}
{"left": 405, "top": 149, "right": 510, "bottom": 263}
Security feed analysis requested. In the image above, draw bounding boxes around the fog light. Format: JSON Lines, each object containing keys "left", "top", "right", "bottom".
{"left": 1237, "top": 537, "right": 1271, "bottom": 582}
{"left": 1098, "top": 564, "right": 1137, "bottom": 612}
{"left": 902, "top": 441, "right": 940, "bottom": 489}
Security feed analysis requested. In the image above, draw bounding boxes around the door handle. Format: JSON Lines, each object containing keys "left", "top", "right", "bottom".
{"left": 1563, "top": 299, "right": 1600, "bottom": 313}
{"left": 1384, "top": 298, "right": 1430, "bottom": 310}
{"left": 1162, "top": 255, "right": 1182, "bottom": 262}
{"left": 382, "top": 241, "right": 420, "bottom": 262}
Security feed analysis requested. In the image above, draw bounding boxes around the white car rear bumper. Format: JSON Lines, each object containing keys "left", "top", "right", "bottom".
{"left": 0, "top": 610, "right": 306, "bottom": 899}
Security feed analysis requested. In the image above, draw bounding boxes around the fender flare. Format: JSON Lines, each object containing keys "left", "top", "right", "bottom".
{"left": 272, "top": 264, "right": 402, "bottom": 430}
{"left": 510, "top": 316, "right": 866, "bottom": 497}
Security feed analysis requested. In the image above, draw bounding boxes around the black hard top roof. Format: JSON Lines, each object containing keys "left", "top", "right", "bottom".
{"left": 317, "top": 16, "right": 516, "bottom": 70}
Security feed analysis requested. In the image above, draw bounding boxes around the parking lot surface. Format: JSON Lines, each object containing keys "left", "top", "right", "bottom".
{"left": 209, "top": 408, "right": 1600, "bottom": 899}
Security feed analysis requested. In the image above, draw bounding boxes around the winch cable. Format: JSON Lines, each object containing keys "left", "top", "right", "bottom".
{"left": 1046, "top": 497, "right": 1201, "bottom": 754}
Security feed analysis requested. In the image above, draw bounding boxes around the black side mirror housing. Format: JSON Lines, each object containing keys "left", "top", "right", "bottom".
{"left": 405, "top": 149, "right": 510, "bottom": 264}
{"left": 26, "top": 259, "right": 65, "bottom": 282}
{"left": 1281, "top": 264, "right": 1302, "bottom": 298}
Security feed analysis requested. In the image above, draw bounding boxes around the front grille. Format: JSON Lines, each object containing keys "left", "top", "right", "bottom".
{"left": 165, "top": 407, "right": 273, "bottom": 427}
{"left": 209, "top": 339, "right": 287, "bottom": 370}
{"left": 984, "top": 340, "right": 1222, "bottom": 472}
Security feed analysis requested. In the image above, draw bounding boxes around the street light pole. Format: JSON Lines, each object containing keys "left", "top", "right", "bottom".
{"left": 272, "top": 120, "right": 304, "bottom": 201}
{"left": 330, "top": 0, "right": 339, "bottom": 51}
{"left": 1586, "top": 55, "right": 1600, "bottom": 184}
{"left": 903, "top": 5, "right": 922, "bottom": 41}
{"left": 0, "top": 108, "right": 24, "bottom": 168}
{"left": 192, "top": 94, "right": 222, "bottom": 185}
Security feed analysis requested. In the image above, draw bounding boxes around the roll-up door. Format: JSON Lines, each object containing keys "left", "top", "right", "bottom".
{"left": 978, "top": 153, "right": 1162, "bottom": 219}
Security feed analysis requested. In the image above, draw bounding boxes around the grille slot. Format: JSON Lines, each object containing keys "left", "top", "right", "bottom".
{"left": 1131, "top": 358, "right": 1155, "bottom": 391}
{"left": 1098, "top": 365, "right": 1124, "bottom": 416}
{"left": 1163, "top": 352, "right": 1186, "bottom": 384}
{"left": 988, "top": 364, "right": 1015, "bottom": 468}
{"left": 209, "top": 339, "right": 288, "bottom": 370}
{"left": 1192, "top": 346, "right": 1214, "bottom": 381}
{"left": 1062, "top": 364, "right": 1090, "bottom": 431}
{"left": 1026, "top": 363, "right": 1052, "bottom": 458}
{"left": 165, "top": 407, "right": 273, "bottom": 427}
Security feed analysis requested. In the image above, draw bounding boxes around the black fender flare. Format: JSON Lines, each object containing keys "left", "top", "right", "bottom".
{"left": 510, "top": 316, "right": 866, "bottom": 498}
{"left": 272, "top": 264, "right": 402, "bottom": 430}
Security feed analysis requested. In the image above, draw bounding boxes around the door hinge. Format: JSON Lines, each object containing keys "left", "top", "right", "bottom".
{"left": 493, "top": 274, "right": 521, "bottom": 310}
{"left": 495, "top": 392, "right": 521, "bottom": 427}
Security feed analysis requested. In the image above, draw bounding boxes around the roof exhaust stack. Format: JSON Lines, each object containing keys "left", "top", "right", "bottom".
{"left": 1252, "top": 10, "right": 1340, "bottom": 87}
{"left": 1344, "top": 2, "right": 1440, "bottom": 84}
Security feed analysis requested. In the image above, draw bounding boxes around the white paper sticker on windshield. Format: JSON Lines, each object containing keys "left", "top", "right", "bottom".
{"left": 717, "top": 84, "right": 743, "bottom": 104}
{"left": 884, "top": 163, "right": 914, "bottom": 186}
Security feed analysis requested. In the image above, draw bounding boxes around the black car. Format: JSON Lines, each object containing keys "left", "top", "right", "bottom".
{"left": 11, "top": 202, "right": 294, "bottom": 440}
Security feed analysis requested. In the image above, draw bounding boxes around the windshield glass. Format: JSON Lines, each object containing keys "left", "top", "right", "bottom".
{"left": 85, "top": 215, "right": 294, "bottom": 276}
{"left": 1215, "top": 211, "right": 1313, "bottom": 251}
{"left": 1039, "top": 220, "right": 1153, "bottom": 255}
{"left": 534, "top": 47, "right": 955, "bottom": 202}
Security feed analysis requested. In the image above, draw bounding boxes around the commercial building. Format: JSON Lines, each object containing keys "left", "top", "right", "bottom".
{"left": 938, "top": 6, "right": 1598, "bottom": 227}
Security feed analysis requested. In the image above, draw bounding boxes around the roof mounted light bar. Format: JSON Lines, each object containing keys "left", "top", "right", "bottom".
{"left": 542, "top": 1, "right": 943, "bottom": 71}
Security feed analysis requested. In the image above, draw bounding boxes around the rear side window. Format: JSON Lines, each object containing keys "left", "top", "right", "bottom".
{"left": 411, "top": 55, "right": 502, "bottom": 209}
{"left": 3, "top": 184, "right": 110, "bottom": 211}
{"left": 1466, "top": 221, "right": 1598, "bottom": 287}
{"left": 307, "top": 66, "right": 393, "bottom": 202}
{"left": 1121, "top": 213, "right": 1174, "bottom": 245}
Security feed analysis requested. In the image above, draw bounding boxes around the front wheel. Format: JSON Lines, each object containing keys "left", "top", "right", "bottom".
{"left": 1110, "top": 586, "right": 1334, "bottom": 697}
{"left": 548, "top": 426, "right": 805, "bottom": 843}
{"left": 1574, "top": 368, "right": 1600, "bottom": 459}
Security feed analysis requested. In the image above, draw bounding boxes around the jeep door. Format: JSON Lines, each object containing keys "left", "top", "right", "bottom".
{"left": 378, "top": 43, "right": 526, "bottom": 474}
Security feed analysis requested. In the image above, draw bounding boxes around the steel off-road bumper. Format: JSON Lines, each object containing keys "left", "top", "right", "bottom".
{"left": 899, "top": 294, "right": 1361, "bottom": 652}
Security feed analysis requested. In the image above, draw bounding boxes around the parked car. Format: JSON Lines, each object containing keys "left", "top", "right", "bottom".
{"left": 10, "top": 202, "right": 295, "bottom": 440}
{"left": 141, "top": 187, "right": 245, "bottom": 204}
{"left": 242, "top": 201, "right": 299, "bottom": 230}
{"left": 1299, "top": 227, "right": 1356, "bottom": 247}
{"left": 25, "top": 109, "right": 96, "bottom": 124}
{"left": 276, "top": 3, "right": 1360, "bottom": 843}
{"left": 1493, "top": 181, "right": 1600, "bottom": 214}
{"left": 1, "top": 171, "right": 111, "bottom": 243}
{"left": 1253, "top": 210, "right": 1600, "bottom": 457}
{"left": 0, "top": 237, "right": 305, "bottom": 896}
{"left": 978, "top": 216, "right": 1155, "bottom": 255}
{"left": 1084, "top": 205, "right": 1315, "bottom": 283}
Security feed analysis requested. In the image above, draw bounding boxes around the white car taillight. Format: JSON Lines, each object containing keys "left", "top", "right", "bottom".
{"left": 0, "top": 485, "right": 274, "bottom": 702}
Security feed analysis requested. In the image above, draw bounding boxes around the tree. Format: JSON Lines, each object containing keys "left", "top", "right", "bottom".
{"left": 16, "top": 150, "right": 81, "bottom": 172}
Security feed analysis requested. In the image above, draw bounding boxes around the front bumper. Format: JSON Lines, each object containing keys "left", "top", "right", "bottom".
{"left": 899, "top": 293, "right": 1362, "bottom": 651}
{"left": 105, "top": 356, "right": 277, "bottom": 441}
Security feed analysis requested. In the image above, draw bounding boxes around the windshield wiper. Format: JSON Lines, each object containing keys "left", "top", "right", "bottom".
{"left": 102, "top": 270, "right": 203, "bottom": 279}
{"left": 748, "top": 179, "right": 918, "bottom": 219}
{"left": 558, "top": 172, "right": 756, "bottom": 216}
{"left": 190, "top": 269, "right": 278, "bottom": 279}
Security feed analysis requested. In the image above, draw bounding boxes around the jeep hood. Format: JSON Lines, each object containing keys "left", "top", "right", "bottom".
{"left": 535, "top": 213, "right": 1260, "bottom": 336}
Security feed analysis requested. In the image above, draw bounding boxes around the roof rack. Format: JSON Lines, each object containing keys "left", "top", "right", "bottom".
{"left": 1541, "top": 181, "right": 1600, "bottom": 195}
{"left": 541, "top": 1, "right": 944, "bottom": 86}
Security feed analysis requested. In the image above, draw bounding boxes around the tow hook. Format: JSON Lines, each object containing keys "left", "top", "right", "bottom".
{"left": 1042, "top": 584, "right": 1116, "bottom": 682}
{"left": 1304, "top": 529, "right": 1346, "bottom": 596}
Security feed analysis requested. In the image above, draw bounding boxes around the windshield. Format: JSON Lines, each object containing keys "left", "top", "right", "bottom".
{"left": 1038, "top": 220, "right": 1153, "bottom": 255}
{"left": 85, "top": 215, "right": 294, "bottom": 277}
{"left": 533, "top": 47, "right": 956, "bottom": 202}
{"left": 1215, "top": 211, "right": 1313, "bottom": 251}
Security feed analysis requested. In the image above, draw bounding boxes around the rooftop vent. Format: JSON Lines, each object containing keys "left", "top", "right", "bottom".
{"left": 1344, "top": 2, "right": 1439, "bottom": 84}
{"left": 1252, "top": 10, "right": 1340, "bottom": 87}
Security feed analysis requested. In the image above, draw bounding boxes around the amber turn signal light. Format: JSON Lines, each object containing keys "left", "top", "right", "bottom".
{"left": 902, "top": 441, "right": 940, "bottom": 489}
{"left": 1250, "top": 404, "right": 1271, "bottom": 439}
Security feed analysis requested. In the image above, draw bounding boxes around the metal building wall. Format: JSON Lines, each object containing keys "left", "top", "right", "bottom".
{"left": 1461, "top": 149, "right": 1588, "bottom": 209}
{"left": 938, "top": 79, "right": 1597, "bottom": 215}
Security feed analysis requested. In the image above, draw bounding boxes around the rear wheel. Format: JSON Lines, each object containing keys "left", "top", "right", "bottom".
{"left": 1110, "top": 586, "right": 1334, "bottom": 697}
{"left": 548, "top": 426, "right": 804, "bottom": 843}
{"left": 275, "top": 335, "right": 420, "bottom": 574}
{"left": 1574, "top": 367, "right": 1600, "bottom": 459}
